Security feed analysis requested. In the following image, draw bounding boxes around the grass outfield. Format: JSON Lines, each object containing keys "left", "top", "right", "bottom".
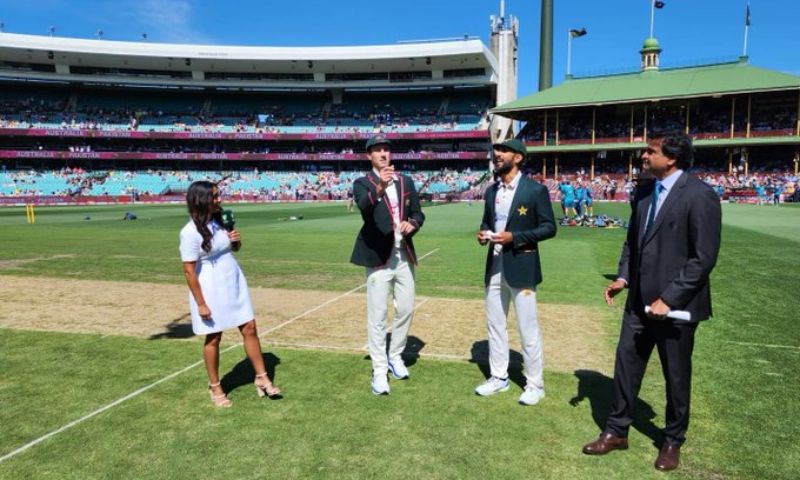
{"left": 0, "top": 201, "right": 798, "bottom": 479}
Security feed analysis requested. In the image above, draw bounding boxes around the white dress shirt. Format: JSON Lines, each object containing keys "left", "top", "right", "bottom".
{"left": 373, "top": 169, "right": 403, "bottom": 248}
{"left": 649, "top": 169, "right": 683, "bottom": 223}
{"left": 493, "top": 171, "right": 522, "bottom": 255}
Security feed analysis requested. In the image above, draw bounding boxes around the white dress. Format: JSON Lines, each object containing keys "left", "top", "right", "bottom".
{"left": 179, "top": 219, "right": 254, "bottom": 335}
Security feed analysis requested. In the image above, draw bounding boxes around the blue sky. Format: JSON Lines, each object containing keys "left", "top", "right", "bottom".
{"left": 0, "top": 0, "right": 797, "bottom": 96}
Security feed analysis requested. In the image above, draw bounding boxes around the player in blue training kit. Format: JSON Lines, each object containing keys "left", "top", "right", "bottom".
{"left": 574, "top": 184, "right": 586, "bottom": 217}
{"left": 560, "top": 181, "right": 576, "bottom": 218}
{"left": 755, "top": 184, "right": 766, "bottom": 205}
{"left": 583, "top": 182, "right": 594, "bottom": 216}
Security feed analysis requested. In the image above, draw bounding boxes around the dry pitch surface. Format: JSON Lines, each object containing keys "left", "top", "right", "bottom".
{"left": 0, "top": 276, "right": 614, "bottom": 374}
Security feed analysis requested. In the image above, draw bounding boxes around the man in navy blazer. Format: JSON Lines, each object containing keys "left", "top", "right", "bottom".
{"left": 350, "top": 135, "right": 425, "bottom": 395}
{"left": 582, "top": 132, "right": 722, "bottom": 471}
{"left": 475, "top": 138, "right": 556, "bottom": 405}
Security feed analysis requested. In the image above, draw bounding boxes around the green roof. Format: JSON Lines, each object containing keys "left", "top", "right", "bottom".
{"left": 493, "top": 60, "right": 800, "bottom": 118}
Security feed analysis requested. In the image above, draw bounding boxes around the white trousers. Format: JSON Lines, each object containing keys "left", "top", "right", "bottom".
{"left": 365, "top": 248, "right": 416, "bottom": 375}
{"left": 485, "top": 255, "right": 544, "bottom": 390}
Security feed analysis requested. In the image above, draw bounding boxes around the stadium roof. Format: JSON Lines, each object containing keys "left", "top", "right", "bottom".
{"left": 0, "top": 33, "right": 498, "bottom": 89}
{"left": 493, "top": 59, "right": 800, "bottom": 119}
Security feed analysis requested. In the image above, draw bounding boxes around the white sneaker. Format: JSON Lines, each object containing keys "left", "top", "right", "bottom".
{"left": 371, "top": 373, "right": 390, "bottom": 395}
{"left": 474, "top": 376, "right": 509, "bottom": 396}
{"left": 389, "top": 359, "right": 410, "bottom": 380}
{"left": 518, "top": 385, "right": 545, "bottom": 405}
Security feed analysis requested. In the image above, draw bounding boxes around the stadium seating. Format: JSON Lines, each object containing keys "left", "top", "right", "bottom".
{"left": 0, "top": 86, "right": 489, "bottom": 134}
{"left": 0, "top": 169, "right": 489, "bottom": 198}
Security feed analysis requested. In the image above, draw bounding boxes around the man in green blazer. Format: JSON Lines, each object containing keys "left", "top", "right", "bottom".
{"left": 475, "top": 138, "right": 556, "bottom": 405}
{"left": 350, "top": 135, "right": 425, "bottom": 395}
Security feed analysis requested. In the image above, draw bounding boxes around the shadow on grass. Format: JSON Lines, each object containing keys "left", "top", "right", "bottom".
{"left": 402, "top": 335, "right": 425, "bottom": 367}
{"left": 360, "top": 334, "right": 427, "bottom": 369}
{"left": 570, "top": 369, "right": 661, "bottom": 446}
{"left": 602, "top": 273, "right": 618, "bottom": 281}
{"left": 220, "top": 352, "right": 282, "bottom": 399}
{"left": 148, "top": 314, "right": 194, "bottom": 340}
{"left": 469, "top": 340, "right": 526, "bottom": 390}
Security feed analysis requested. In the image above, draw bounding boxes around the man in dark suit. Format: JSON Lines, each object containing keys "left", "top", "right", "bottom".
{"left": 475, "top": 138, "right": 556, "bottom": 405}
{"left": 350, "top": 135, "right": 425, "bottom": 395}
{"left": 582, "top": 132, "right": 722, "bottom": 471}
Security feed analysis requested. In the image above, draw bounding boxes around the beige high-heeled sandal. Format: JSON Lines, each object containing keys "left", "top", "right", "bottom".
{"left": 208, "top": 382, "right": 232, "bottom": 407}
{"left": 254, "top": 372, "right": 281, "bottom": 398}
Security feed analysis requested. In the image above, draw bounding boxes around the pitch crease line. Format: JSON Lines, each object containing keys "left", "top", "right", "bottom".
{"left": 259, "top": 248, "right": 438, "bottom": 339}
{"left": 722, "top": 340, "right": 800, "bottom": 350}
{"left": 0, "top": 248, "right": 439, "bottom": 464}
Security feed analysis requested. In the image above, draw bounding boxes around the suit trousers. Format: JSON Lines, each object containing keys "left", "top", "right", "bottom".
{"left": 365, "top": 247, "right": 415, "bottom": 375}
{"left": 606, "top": 310, "right": 698, "bottom": 444}
{"left": 485, "top": 255, "right": 544, "bottom": 391}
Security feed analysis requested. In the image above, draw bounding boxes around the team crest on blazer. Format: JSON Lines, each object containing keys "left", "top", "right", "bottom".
{"left": 517, "top": 205, "right": 528, "bottom": 216}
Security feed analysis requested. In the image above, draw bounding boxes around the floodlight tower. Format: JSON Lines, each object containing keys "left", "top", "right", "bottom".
{"left": 539, "top": 0, "right": 553, "bottom": 90}
{"left": 489, "top": 0, "right": 519, "bottom": 142}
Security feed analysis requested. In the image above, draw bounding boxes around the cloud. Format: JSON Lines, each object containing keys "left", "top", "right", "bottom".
{"left": 126, "top": 0, "right": 216, "bottom": 44}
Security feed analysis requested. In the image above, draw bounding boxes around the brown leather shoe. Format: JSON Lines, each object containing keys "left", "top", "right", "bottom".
{"left": 654, "top": 442, "right": 681, "bottom": 471}
{"left": 582, "top": 432, "right": 629, "bottom": 455}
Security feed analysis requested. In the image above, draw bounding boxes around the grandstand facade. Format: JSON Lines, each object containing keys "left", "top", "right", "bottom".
{"left": 492, "top": 38, "right": 800, "bottom": 181}
{"left": 0, "top": 4, "right": 521, "bottom": 204}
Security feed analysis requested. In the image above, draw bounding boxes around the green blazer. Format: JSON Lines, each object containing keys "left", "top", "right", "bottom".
{"left": 480, "top": 175, "right": 556, "bottom": 288}
{"left": 350, "top": 171, "right": 425, "bottom": 267}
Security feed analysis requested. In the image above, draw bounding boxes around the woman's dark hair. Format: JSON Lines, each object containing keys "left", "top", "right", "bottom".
{"left": 186, "top": 181, "right": 222, "bottom": 252}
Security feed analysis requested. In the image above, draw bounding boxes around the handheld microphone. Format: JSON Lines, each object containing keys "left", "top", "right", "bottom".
{"left": 221, "top": 209, "right": 236, "bottom": 231}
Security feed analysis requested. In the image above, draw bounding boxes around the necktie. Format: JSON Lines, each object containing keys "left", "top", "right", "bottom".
{"left": 644, "top": 180, "right": 663, "bottom": 235}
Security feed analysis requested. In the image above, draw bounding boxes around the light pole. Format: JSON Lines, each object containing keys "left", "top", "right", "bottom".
{"left": 566, "top": 28, "right": 587, "bottom": 77}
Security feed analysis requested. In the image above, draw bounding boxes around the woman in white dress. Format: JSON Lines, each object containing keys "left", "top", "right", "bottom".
{"left": 180, "top": 181, "right": 280, "bottom": 407}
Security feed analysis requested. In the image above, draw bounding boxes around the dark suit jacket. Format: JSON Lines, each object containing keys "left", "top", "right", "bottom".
{"left": 350, "top": 171, "right": 425, "bottom": 267}
{"left": 480, "top": 174, "right": 556, "bottom": 288}
{"left": 618, "top": 172, "right": 722, "bottom": 321}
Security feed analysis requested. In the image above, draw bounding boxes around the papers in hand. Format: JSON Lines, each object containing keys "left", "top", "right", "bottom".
{"left": 480, "top": 230, "right": 497, "bottom": 241}
{"left": 645, "top": 306, "right": 692, "bottom": 321}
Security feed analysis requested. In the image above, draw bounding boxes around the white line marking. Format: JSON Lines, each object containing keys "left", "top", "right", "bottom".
{"left": 413, "top": 298, "right": 430, "bottom": 312}
{"left": 266, "top": 341, "right": 469, "bottom": 360}
{"left": 0, "top": 248, "right": 440, "bottom": 463}
{"left": 722, "top": 340, "right": 800, "bottom": 350}
{"left": 262, "top": 342, "right": 484, "bottom": 363}
{"left": 258, "top": 248, "right": 439, "bottom": 338}
{"left": 0, "top": 360, "right": 205, "bottom": 464}
{"left": 270, "top": 341, "right": 365, "bottom": 352}
{"left": 417, "top": 248, "right": 440, "bottom": 261}
{"left": 417, "top": 351, "right": 471, "bottom": 361}
{"left": 258, "top": 283, "right": 366, "bottom": 338}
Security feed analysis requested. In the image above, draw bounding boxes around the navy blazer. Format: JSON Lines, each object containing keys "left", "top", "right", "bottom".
{"left": 480, "top": 175, "right": 556, "bottom": 288}
{"left": 350, "top": 172, "right": 425, "bottom": 267}
{"left": 617, "top": 172, "right": 722, "bottom": 321}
